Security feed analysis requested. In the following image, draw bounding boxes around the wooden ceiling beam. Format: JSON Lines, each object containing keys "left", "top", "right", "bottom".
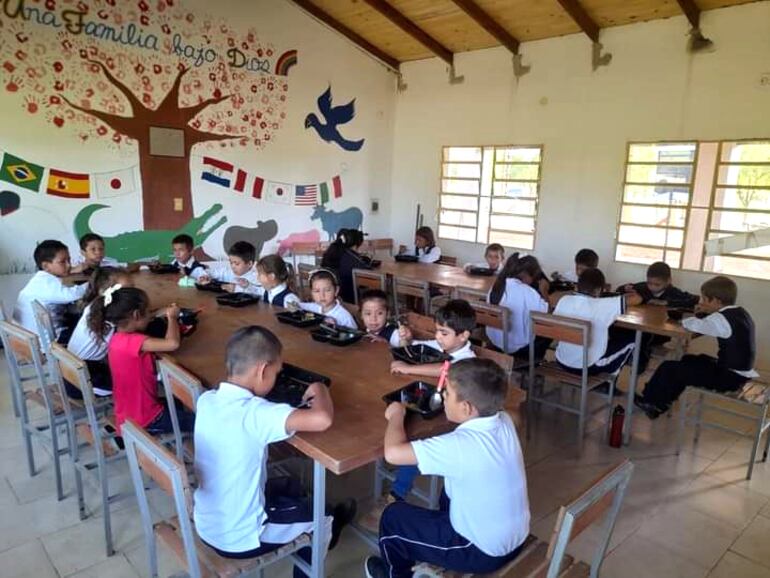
{"left": 361, "top": 0, "right": 454, "bottom": 66}
{"left": 675, "top": 0, "right": 701, "bottom": 29}
{"left": 554, "top": 0, "right": 600, "bottom": 43}
{"left": 289, "top": 0, "right": 401, "bottom": 71}
{"left": 449, "top": 0, "right": 520, "bottom": 55}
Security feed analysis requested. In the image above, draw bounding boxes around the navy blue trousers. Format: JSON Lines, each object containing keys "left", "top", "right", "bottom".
{"left": 379, "top": 491, "right": 523, "bottom": 578}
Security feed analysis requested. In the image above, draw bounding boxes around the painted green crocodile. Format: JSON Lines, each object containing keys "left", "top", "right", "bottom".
{"left": 73, "top": 203, "right": 227, "bottom": 263}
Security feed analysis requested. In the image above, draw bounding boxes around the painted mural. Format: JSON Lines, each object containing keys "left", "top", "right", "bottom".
{"left": 305, "top": 86, "right": 364, "bottom": 152}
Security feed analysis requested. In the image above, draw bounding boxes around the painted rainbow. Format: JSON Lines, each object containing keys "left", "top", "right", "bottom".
{"left": 275, "top": 50, "right": 298, "bottom": 76}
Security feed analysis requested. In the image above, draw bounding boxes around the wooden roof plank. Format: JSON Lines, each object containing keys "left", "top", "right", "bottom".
{"left": 554, "top": 0, "right": 601, "bottom": 43}
{"left": 449, "top": 0, "right": 520, "bottom": 54}
{"left": 362, "top": 0, "right": 455, "bottom": 65}
{"left": 289, "top": 0, "right": 401, "bottom": 70}
{"left": 676, "top": 0, "right": 701, "bottom": 28}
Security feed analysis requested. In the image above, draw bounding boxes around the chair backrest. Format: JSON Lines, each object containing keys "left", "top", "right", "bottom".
{"left": 0, "top": 300, "right": 6, "bottom": 321}
{"left": 544, "top": 460, "right": 634, "bottom": 578}
{"left": 455, "top": 286, "right": 487, "bottom": 302}
{"left": 530, "top": 312, "right": 589, "bottom": 346}
{"left": 297, "top": 263, "right": 314, "bottom": 300}
{"left": 341, "top": 302, "right": 360, "bottom": 327}
{"left": 351, "top": 269, "right": 387, "bottom": 306}
{"left": 158, "top": 356, "right": 204, "bottom": 462}
{"left": 471, "top": 344, "right": 514, "bottom": 375}
{"left": 393, "top": 276, "right": 431, "bottom": 316}
{"left": 367, "top": 238, "right": 394, "bottom": 256}
{"left": 403, "top": 312, "right": 436, "bottom": 341}
{"left": 31, "top": 300, "right": 56, "bottom": 356}
{"left": 438, "top": 255, "right": 457, "bottom": 266}
{"left": 0, "top": 320, "right": 54, "bottom": 415}
{"left": 291, "top": 242, "right": 320, "bottom": 257}
{"left": 122, "top": 419, "right": 200, "bottom": 577}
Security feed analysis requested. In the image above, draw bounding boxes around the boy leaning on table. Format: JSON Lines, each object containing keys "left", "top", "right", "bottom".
{"left": 364, "top": 358, "right": 530, "bottom": 578}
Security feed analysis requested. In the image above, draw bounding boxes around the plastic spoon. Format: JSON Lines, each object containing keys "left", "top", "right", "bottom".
{"left": 430, "top": 361, "right": 451, "bottom": 411}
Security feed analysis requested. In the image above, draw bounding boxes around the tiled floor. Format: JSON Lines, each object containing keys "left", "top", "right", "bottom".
{"left": 1, "top": 357, "right": 769, "bottom": 578}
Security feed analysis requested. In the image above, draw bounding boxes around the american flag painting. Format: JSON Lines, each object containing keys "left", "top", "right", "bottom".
{"left": 295, "top": 184, "right": 318, "bottom": 206}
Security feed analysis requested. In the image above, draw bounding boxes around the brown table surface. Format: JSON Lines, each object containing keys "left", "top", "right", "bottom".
{"left": 133, "top": 273, "right": 525, "bottom": 475}
{"left": 377, "top": 259, "right": 495, "bottom": 293}
{"left": 616, "top": 304, "right": 691, "bottom": 338}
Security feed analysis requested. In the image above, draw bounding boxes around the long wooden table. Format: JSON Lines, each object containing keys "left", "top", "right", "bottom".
{"left": 377, "top": 259, "right": 495, "bottom": 293}
{"left": 133, "top": 273, "right": 525, "bottom": 577}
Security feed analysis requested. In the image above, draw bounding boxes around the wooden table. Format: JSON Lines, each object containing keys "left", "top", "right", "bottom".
{"left": 133, "top": 273, "right": 525, "bottom": 576}
{"left": 377, "top": 259, "right": 495, "bottom": 293}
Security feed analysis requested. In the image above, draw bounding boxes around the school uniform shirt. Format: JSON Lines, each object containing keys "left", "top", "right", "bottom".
{"left": 171, "top": 256, "right": 206, "bottom": 280}
{"left": 416, "top": 245, "right": 442, "bottom": 264}
{"left": 108, "top": 332, "right": 162, "bottom": 432}
{"left": 299, "top": 300, "right": 357, "bottom": 328}
{"left": 554, "top": 293, "right": 624, "bottom": 369}
{"left": 375, "top": 323, "right": 402, "bottom": 347}
{"left": 72, "top": 256, "right": 121, "bottom": 272}
{"left": 412, "top": 411, "right": 529, "bottom": 556}
{"left": 682, "top": 306, "right": 758, "bottom": 379}
{"left": 205, "top": 262, "right": 260, "bottom": 294}
{"left": 193, "top": 382, "right": 297, "bottom": 552}
{"left": 67, "top": 302, "right": 112, "bottom": 361}
{"left": 13, "top": 271, "right": 88, "bottom": 338}
{"left": 621, "top": 282, "right": 698, "bottom": 308}
{"left": 486, "top": 278, "right": 549, "bottom": 353}
{"left": 255, "top": 283, "right": 300, "bottom": 308}
{"left": 412, "top": 339, "right": 476, "bottom": 362}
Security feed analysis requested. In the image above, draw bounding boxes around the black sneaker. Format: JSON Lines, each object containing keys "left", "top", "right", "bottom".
{"left": 329, "top": 498, "right": 357, "bottom": 550}
{"left": 364, "top": 556, "right": 388, "bottom": 578}
{"left": 634, "top": 394, "right": 664, "bottom": 420}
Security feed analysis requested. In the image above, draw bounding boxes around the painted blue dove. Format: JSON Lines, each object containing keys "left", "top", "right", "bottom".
{"left": 305, "top": 86, "right": 365, "bottom": 152}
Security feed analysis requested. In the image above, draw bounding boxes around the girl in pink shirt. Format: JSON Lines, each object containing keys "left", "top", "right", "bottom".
{"left": 88, "top": 285, "right": 194, "bottom": 434}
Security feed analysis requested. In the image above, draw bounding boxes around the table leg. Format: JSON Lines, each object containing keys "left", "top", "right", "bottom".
{"left": 623, "top": 329, "right": 643, "bottom": 445}
{"left": 311, "top": 460, "right": 326, "bottom": 578}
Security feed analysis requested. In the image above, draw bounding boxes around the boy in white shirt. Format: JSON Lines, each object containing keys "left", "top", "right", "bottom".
{"left": 552, "top": 248, "right": 599, "bottom": 285}
{"left": 198, "top": 241, "right": 260, "bottom": 294}
{"left": 193, "top": 326, "right": 355, "bottom": 576}
{"left": 463, "top": 243, "right": 505, "bottom": 273}
{"left": 70, "top": 233, "right": 120, "bottom": 275}
{"left": 169, "top": 234, "right": 206, "bottom": 279}
{"left": 553, "top": 268, "right": 635, "bottom": 376}
{"left": 14, "top": 239, "right": 88, "bottom": 343}
{"left": 364, "top": 358, "right": 530, "bottom": 578}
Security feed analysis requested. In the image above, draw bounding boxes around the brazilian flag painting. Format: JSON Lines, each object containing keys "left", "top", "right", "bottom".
{"left": 0, "top": 153, "right": 43, "bottom": 192}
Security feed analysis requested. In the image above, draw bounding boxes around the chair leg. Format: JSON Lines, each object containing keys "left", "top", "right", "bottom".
{"left": 50, "top": 422, "right": 65, "bottom": 501}
{"left": 576, "top": 388, "right": 587, "bottom": 455}
{"left": 428, "top": 475, "right": 440, "bottom": 510}
{"left": 746, "top": 415, "right": 763, "bottom": 481}
{"left": 676, "top": 389, "right": 688, "bottom": 456}
{"left": 100, "top": 459, "right": 115, "bottom": 556}
{"left": 693, "top": 393, "right": 705, "bottom": 445}
{"left": 606, "top": 381, "right": 616, "bottom": 443}
{"left": 763, "top": 418, "right": 770, "bottom": 462}
{"left": 373, "top": 458, "right": 384, "bottom": 498}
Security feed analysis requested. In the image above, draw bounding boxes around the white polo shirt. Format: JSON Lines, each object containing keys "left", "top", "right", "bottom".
{"left": 193, "top": 382, "right": 295, "bottom": 553}
{"left": 554, "top": 293, "right": 623, "bottom": 368}
{"left": 486, "top": 278, "right": 549, "bottom": 353}
{"left": 299, "top": 300, "right": 357, "bottom": 328}
{"left": 68, "top": 302, "right": 112, "bottom": 361}
{"left": 412, "top": 411, "right": 530, "bottom": 556}
{"left": 417, "top": 246, "right": 441, "bottom": 264}
{"left": 412, "top": 339, "right": 476, "bottom": 363}
{"left": 205, "top": 262, "right": 261, "bottom": 294}
{"left": 13, "top": 271, "right": 88, "bottom": 338}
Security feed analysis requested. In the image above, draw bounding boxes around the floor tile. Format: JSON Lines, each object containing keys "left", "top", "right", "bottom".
{"left": 705, "top": 448, "right": 770, "bottom": 497}
{"left": 0, "top": 539, "right": 58, "bottom": 578}
{"left": 67, "top": 554, "right": 142, "bottom": 578}
{"left": 601, "top": 534, "right": 709, "bottom": 578}
{"left": 677, "top": 473, "right": 768, "bottom": 529}
{"left": 709, "top": 552, "right": 770, "bottom": 578}
{"left": 730, "top": 515, "right": 770, "bottom": 569}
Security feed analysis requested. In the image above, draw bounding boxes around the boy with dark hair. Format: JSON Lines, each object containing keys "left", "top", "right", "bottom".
{"left": 635, "top": 276, "right": 757, "bottom": 419}
{"left": 364, "top": 358, "right": 530, "bottom": 578}
{"left": 618, "top": 261, "right": 698, "bottom": 307}
{"left": 70, "top": 233, "right": 119, "bottom": 274}
{"left": 170, "top": 233, "right": 206, "bottom": 279}
{"left": 14, "top": 240, "right": 87, "bottom": 343}
{"left": 552, "top": 248, "right": 599, "bottom": 284}
{"left": 198, "top": 241, "right": 259, "bottom": 294}
{"left": 360, "top": 289, "right": 401, "bottom": 347}
{"left": 194, "top": 326, "right": 355, "bottom": 577}
{"left": 463, "top": 243, "right": 506, "bottom": 273}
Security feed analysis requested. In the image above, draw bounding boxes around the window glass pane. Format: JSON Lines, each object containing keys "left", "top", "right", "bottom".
{"left": 491, "top": 198, "right": 537, "bottom": 216}
{"left": 628, "top": 143, "right": 696, "bottom": 163}
{"left": 618, "top": 225, "right": 683, "bottom": 248}
{"left": 489, "top": 231, "right": 533, "bottom": 250}
{"left": 439, "top": 210, "right": 477, "bottom": 227}
{"left": 444, "top": 147, "right": 481, "bottom": 162}
{"left": 440, "top": 194, "right": 478, "bottom": 211}
{"left": 492, "top": 181, "right": 538, "bottom": 198}
{"left": 494, "top": 163, "right": 539, "bottom": 181}
{"left": 620, "top": 206, "right": 686, "bottom": 227}
{"left": 495, "top": 148, "right": 541, "bottom": 163}
{"left": 626, "top": 164, "right": 693, "bottom": 185}
{"left": 716, "top": 164, "right": 770, "bottom": 187}
{"left": 442, "top": 163, "right": 481, "bottom": 179}
{"left": 490, "top": 215, "right": 535, "bottom": 233}
{"left": 623, "top": 184, "right": 689, "bottom": 206}
{"left": 710, "top": 210, "right": 770, "bottom": 233}
{"left": 438, "top": 224, "right": 475, "bottom": 242}
{"left": 664, "top": 250, "right": 681, "bottom": 269}
{"left": 721, "top": 141, "right": 770, "bottom": 163}
{"left": 712, "top": 187, "right": 770, "bottom": 210}
{"left": 441, "top": 179, "right": 479, "bottom": 195}
{"left": 615, "top": 244, "right": 664, "bottom": 264}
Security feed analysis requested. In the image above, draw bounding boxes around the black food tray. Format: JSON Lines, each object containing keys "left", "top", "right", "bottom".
{"left": 310, "top": 328, "right": 362, "bottom": 346}
{"left": 216, "top": 293, "right": 260, "bottom": 308}
{"left": 267, "top": 363, "right": 331, "bottom": 407}
{"left": 276, "top": 310, "right": 326, "bottom": 327}
{"left": 467, "top": 266, "right": 496, "bottom": 276}
{"left": 391, "top": 344, "right": 450, "bottom": 365}
{"left": 548, "top": 280, "right": 575, "bottom": 293}
{"left": 395, "top": 254, "right": 419, "bottom": 263}
{"left": 195, "top": 280, "right": 227, "bottom": 293}
{"left": 150, "top": 264, "right": 179, "bottom": 274}
{"left": 383, "top": 381, "right": 442, "bottom": 419}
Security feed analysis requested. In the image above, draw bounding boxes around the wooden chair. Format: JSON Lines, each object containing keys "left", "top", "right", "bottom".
{"left": 297, "top": 263, "right": 314, "bottom": 300}
{"left": 402, "top": 311, "right": 436, "bottom": 340}
{"left": 677, "top": 379, "right": 770, "bottom": 480}
{"left": 367, "top": 238, "right": 394, "bottom": 256}
{"left": 526, "top": 313, "right": 627, "bottom": 455}
{"left": 455, "top": 287, "right": 487, "bottom": 302}
{"left": 394, "top": 276, "right": 431, "bottom": 317}
{"left": 0, "top": 305, "right": 23, "bottom": 418}
{"left": 413, "top": 460, "right": 634, "bottom": 578}
{"left": 291, "top": 242, "right": 320, "bottom": 271}
{"left": 438, "top": 256, "right": 458, "bottom": 266}
{"left": 467, "top": 301, "right": 510, "bottom": 353}
{"left": 0, "top": 321, "right": 72, "bottom": 500}
{"left": 158, "top": 356, "right": 204, "bottom": 464}
{"left": 122, "top": 419, "right": 312, "bottom": 578}
{"left": 49, "top": 344, "right": 130, "bottom": 557}
{"left": 351, "top": 269, "right": 388, "bottom": 306}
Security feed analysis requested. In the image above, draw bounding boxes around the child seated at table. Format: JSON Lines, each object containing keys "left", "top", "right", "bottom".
{"left": 487, "top": 254, "right": 549, "bottom": 360}
{"left": 552, "top": 248, "right": 599, "bottom": 285}
{"left": 635, "top": 275, "right": 757, "bottom": 419}
{"left": 70, "top": 233, "right": 119, "bottom": 275}
{"left": 364, "top": 358, "right": 530, "bottom": 578}
{"left": 65, "top": 267, "right": 132, "bottom": 399}
{"left": 14, "top": 239, "right": 88, "bottom": 344}
{"left": 198, "top": 241, "right": 259, "bottom": 294}
{"left": 193, "top": 326, "right": 355, "bottom": 577}
{"left": 253, "top": 254, "right": 300, "bottom": 307}
{"left": 553, "top": 268, "right": 635, "bottom": 377}
{"left": 463, "top": 243, "right": 505, "bottom": 273}
{"left": 617, "top": 261, "right": 698, "bottom": 308}
{"left": 360, "top": 289, "right": 400, "bottom": 347}
{"left": 89, "top": 285, "right": 194, "bottom": 435}
{"left": 411, "top": 226, "right": 442, "bottom": 263}
{"left": 297, "top": 269, "right": 357, "bottom": 327}
{"left": 170, "top": 234, "right": 206, "bottom": 279}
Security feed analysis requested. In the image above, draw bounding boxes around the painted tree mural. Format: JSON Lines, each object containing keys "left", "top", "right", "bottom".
{"left": 0, "top": 0, "right": 292, "bottom": 230}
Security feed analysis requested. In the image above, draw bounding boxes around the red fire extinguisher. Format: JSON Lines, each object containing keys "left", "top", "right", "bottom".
{"left": 609, "top": 405, "right": 625, "bottom": 448}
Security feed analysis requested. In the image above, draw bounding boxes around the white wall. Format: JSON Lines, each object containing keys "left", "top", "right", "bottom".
{"left": 389, "top": 2, "right": 770, "bottom": 368}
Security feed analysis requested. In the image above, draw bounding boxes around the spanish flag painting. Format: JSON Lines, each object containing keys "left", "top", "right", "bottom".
{"left": 47, "top": 169, "right": 90, "bottom": 199}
